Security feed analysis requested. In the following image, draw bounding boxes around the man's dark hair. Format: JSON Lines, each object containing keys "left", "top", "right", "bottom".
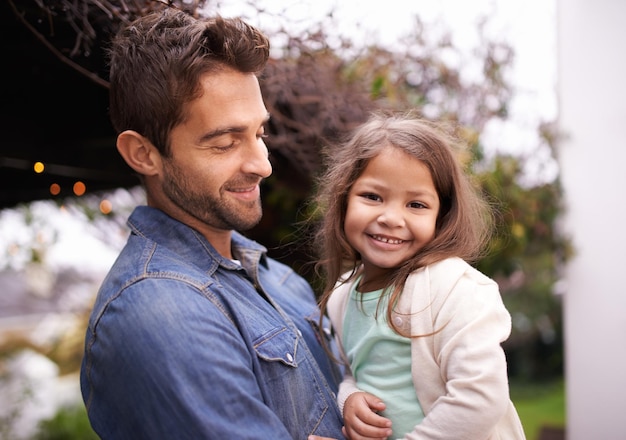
{"left": 108, "top": 8, "right": 270, "bottom": 156}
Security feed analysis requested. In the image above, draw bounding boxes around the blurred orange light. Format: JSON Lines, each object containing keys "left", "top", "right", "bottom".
{"left": 100, "top": 199, "right": 113, "bottom": 215}
{"left": 34, "top": 162, "right": 45, "bottom": 173}
{"left": 50, "top": 183, "right": 61, "bottom": 195}
{"left": 73, "top": 181, "right": 86, "bottom": 196}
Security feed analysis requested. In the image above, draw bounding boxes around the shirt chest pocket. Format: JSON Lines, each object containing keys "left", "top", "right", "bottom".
{"left": 253, "top": 326, "right": 299, "bottom": 367}
{"left": 251, "top": 324, "right": 330, "bottom": 437}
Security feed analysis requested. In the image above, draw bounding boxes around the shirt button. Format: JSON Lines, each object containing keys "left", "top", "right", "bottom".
{"left": 296, "top": 329, "right": 302, "bottom": 337}
{"left": 286, "top": 353, "right": 294, "bottom": 362}
{"left": 394, "top": 316, "right": 403, "bottom": 326}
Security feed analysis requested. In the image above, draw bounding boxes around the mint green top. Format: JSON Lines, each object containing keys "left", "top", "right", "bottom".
{"left": 343, "top": 279, "right": 424, "bottom": 439}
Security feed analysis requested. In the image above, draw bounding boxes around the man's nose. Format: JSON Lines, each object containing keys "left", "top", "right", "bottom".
{"left": 243, "top": 138, "right": 272, "bottom": 178}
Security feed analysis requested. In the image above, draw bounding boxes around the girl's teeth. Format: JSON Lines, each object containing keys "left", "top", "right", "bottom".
{"left": 373, "top": 235, "right": 402, "bottom": 244}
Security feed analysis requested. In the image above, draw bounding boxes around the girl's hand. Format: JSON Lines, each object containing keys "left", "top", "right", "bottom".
{"left": 342, "top": 392, "right": 393, "bottom": 440}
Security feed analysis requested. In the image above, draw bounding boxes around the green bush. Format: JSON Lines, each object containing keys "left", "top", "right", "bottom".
{"left": 34, "top": 404, "right": 98, "bottom": 440}
{"left": 511, "top": 379, "right": 565, "bottom": 440}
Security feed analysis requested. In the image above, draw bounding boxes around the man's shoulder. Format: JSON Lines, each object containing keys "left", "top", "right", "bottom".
{"left": 97, "top": 231, "right": 215, "bottom": 307}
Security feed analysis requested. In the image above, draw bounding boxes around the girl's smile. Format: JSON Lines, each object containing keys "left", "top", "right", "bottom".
{"left": 368, "top": 234, "right": 407, "bottom": 245}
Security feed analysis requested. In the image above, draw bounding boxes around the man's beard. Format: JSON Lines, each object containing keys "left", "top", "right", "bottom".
{"left": 161, "top": 159, "right": 263, "bottom": 232}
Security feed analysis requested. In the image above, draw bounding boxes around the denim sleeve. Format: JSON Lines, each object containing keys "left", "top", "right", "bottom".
{"left": 81, "top": 277, "right": 295, "bottom": 439}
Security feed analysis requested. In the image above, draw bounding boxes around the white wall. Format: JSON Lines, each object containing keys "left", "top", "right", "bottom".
{"left": 557, "top": 1, "right": 626, "bottom": 438}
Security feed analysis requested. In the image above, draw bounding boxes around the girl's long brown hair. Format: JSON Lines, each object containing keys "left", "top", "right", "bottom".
{"left": 313, "top": 110, "right": 493, "bottom": 338}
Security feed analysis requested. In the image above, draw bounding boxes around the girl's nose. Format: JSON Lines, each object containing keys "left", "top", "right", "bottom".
{"left": 377, "top": 206, "right": 405, "bottom": 228}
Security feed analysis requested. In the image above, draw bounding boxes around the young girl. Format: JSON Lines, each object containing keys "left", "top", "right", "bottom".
{"left": 314, "top": 112, "right": 525, "bottom": 439}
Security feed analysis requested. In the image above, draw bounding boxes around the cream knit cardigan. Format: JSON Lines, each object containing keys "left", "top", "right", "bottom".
{"left": 327, "top": 257, "right": 526, "bottom": 439}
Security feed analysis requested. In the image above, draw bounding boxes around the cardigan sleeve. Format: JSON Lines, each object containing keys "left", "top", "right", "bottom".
{"left": 403, "top": 258, "right": 523, "bottom": 439}
{"left": 336, "top": 368, "right": 362, "bottom": 416}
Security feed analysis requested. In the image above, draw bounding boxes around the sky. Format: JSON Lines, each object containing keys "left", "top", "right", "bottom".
{"left": 0, "top": 0, "right": 558, "bottom": 274}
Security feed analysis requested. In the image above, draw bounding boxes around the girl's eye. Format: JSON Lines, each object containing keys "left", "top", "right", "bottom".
{"left": 361, "top": 193, "right": 381, "bottom": 202}
{"left": 409, "top": 201, "right": 426, "bottom": 209}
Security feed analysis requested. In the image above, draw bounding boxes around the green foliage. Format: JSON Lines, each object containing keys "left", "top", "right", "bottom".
{"left": 511, "top": 379, "right": 566, "bottom": 440}
{"left": 34, "top": 404, "right": 98, "bottom": 440}
{"left": 472, "top": 154, "right": 570, "bottom": 380}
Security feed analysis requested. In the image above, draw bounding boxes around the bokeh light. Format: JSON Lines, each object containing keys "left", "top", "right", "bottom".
{"left": 99, "top": 199, "right": 113, "bottom": 215}
{"left": 49, "top": 183, "right": 61, "bottom": 195}
{"left": 73, "top": 181, "right": 86, "bottom": 196}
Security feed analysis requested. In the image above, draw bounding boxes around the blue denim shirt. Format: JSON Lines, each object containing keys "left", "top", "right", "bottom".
{"left": 80, "top": 206, "right": 345, "bottom": 439}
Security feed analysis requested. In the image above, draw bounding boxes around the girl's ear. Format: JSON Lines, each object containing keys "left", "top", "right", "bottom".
{"left": 116, "top": 130, "right": 161, "bottom": 176}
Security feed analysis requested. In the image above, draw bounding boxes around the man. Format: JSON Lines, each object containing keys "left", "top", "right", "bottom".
{"left": 80, "top": 8, "right": 345, "bottom": 439}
